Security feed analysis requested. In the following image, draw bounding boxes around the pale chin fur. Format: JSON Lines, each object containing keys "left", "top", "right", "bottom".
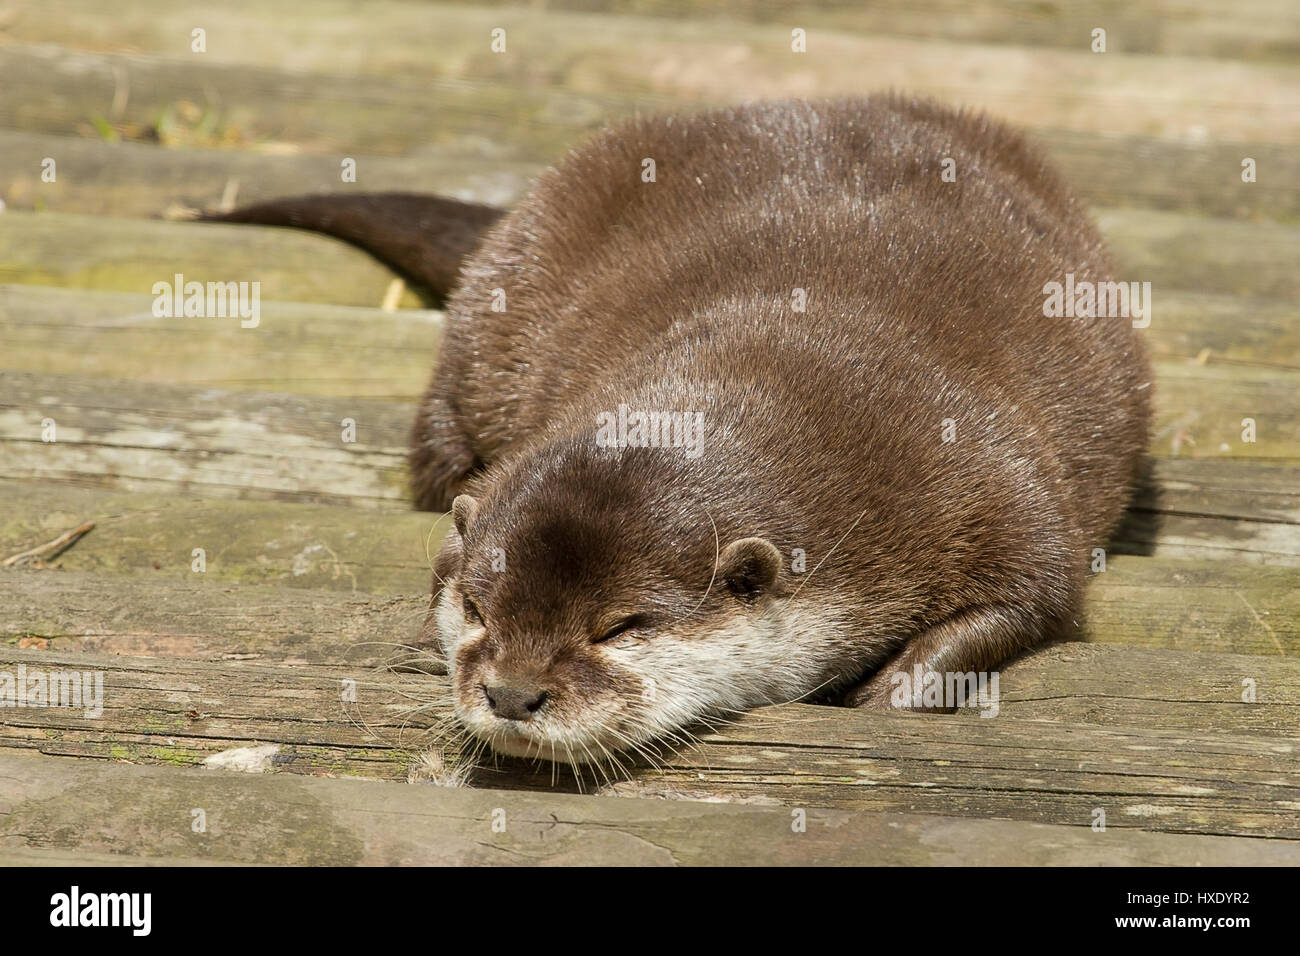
{"left": 435, "top": 580, "right": 865, "bottom": 765}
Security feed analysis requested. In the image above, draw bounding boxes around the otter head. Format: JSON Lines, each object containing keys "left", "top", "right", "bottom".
{"left": 427, "top": 443, "right": 817, "bottom": 765}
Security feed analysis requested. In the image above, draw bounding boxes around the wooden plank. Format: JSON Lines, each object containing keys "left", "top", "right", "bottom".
{"left": 3, "top": 753, "right": 1292, "bottom": 866}
{"left": 4, "top": 555, "right": 1295, "bottom": 660}
{"left": 0, "top": 482, "right": 439, "bottom": 595}
{"left": 1140, "top": 292, "right": 1300, "bottom": 370}
{"left": 1115, "top": 459, "right": 1300, "bottom": 567}
{"left": 1150, "top": 361, "right": 1300, "bottom": 460}
{"left": 1, "top": 482, "right": 1296, "bottom": 654}
{"left": 6, "top": 124, "right": 1298, "bottom": 225}
{"left": 0, "top": 212, "right": 425, "bottom": 308}
{"left": 5, "top": 286, "right": 1299, "bottom": 406}
{"left": 1, "top": 570, "right": 432, "bottom": 665}
{"left": 13, "top": 0, "right": 1298, "bottom": 65}
{"left": 0, "top": 845, "right": 251, "bottom": 866}
{"left": 0, "top": 130, "right": 531, "bottom": 218}
{"left": 2, "top": 369, "right": 1298, "bottom": 559}
{"left": 4, "top": 562, "right": 1296, "bottom": 720}
{"left": 4, "top": 366, "right": 1298, "bottom": 516}
{"left": 0, "top": 459, "right": 1284, "bottom": 575}
{"left": 1142, "top": 458, "right": 1300, "bottom": 525}
{"left": 1081, "top": 558, "right": 1299, "bottom": 655}
{"left": 4, "top": 206, "right": 1295, "bottom": 304}
{"left": 0, "top": 372, "right": 411, "bottom": 507}
{"left": 0, "top": 285, "right": 442, "bottom": 398}
{"left": 641, "top": 708, "right": 1300, "bottom": 841}
{"left": 4, "top": 6, "right": 1297, "bottom": 145}
{"left": 0, "top": 647, "right": 435, "bottom": 781}
{"left": 585, "top": 0, "right": 1300, "bottom": 62}
{"left": 0, "top": 44, "right": 620, "bottom": 160}
{"left": 0, "top": 646, "right": 1296, "bottom": 839}
{"left": 1, "top": 470, "right": 1294, "bottom": 587}
{"left": 1041, "top": 132, "right": 1300, "bottom": 225}
{"left": 1101, "top": 208, "right": 1300, "bottom": 299}
{"left": 960, "top": 642, "right": 1300, "bottom": 736}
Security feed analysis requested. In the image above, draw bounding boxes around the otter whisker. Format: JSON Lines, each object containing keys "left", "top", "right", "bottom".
{"left": 671, "top": 506, "right": 720, "bottom": 626}
{"left": 779, "top": 504, "right": 871, "bottom": 608}
{"left": 423, "top": 512, "right": 454, "bottom": 579}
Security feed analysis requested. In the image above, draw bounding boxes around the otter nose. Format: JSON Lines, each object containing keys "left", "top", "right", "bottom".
{"left": 483, "top": 685, "right": 548, "bottom": 721}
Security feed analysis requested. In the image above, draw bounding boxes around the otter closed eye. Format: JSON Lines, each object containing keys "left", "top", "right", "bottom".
{"left": 592, "top": 615, "right": 650, "bottom": 645}
{"left": 462, "top": 596, "right": 484, "bottom": 628}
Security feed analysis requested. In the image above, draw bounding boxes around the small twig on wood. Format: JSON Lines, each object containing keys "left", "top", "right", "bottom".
{"left": 1, "top": 522, "right": 96, "bottom": 568}
{"left": 219, "top": 176, "right": 240, "bottom": 213}
{"left": 380, "top": 277, "right": 406, "bottom": 312}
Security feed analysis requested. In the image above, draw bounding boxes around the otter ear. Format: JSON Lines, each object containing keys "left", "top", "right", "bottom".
{"left": 719, "top": 537, "right": 783, "bottom": 599}
{"left": 451, "top": 494, "right": 479, "bottom": 538}
{"left": 436, "top": 495, "right": 478, "bottom": 582}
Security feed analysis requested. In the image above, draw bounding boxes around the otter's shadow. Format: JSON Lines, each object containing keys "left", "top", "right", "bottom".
{"left": 1105, "top": 455, "right": 1163, "bottom": 558}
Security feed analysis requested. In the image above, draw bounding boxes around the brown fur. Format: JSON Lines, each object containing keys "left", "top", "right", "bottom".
{"left": 220, "top": 94, "right": 1152, "bottom": 750}
{"left": 416, "top": 95, "right": 1150, "bottom": 711}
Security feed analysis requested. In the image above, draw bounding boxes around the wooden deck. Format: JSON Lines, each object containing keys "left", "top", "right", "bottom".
{"left": 1, "top": 0, "right": 1297, "bottom": 865}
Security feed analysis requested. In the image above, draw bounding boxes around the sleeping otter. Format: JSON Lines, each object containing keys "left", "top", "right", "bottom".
{"left": 210, "top": 95, "right": 1151, "bottom": 762}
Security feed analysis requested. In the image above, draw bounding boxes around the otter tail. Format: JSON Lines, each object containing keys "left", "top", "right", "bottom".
{"left": 203, "top": 192, "right": 505, "bottom": 301}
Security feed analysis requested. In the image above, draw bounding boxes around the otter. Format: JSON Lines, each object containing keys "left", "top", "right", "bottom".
{"left": 210, "top": 95, "right": 1151, "bottom": 763}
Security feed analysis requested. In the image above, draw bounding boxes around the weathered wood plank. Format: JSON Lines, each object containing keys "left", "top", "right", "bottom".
{"left": 0, "top": 646, "right": 1296, "bottom": 839}
{"left": 4, "top": 7, "right": 1297, "bottom": 147}
{"left": 638, "top": 708, "right": 1300, "bottom": 841}
{"left": 0, "top": 44, "right": 620, "bottom": 160}
{"left": 5, "top": 286, "right": 1299, "bottom": 407}
{"left": 4, "top": 553, "right": 1295, "bottom": 658}
{"left": 1101, "top": 208, "right": 1300, "bottom": 300}
{"left": 0, "top": 459, "right": 1295, "bottom": 569}
{"left": 5, "top": 124, "right": 1297, "bottom": 224}
{"left": 2, "top": 483, "right": 1296, "bottom": 654}
{"left": 4, "top": 367, "right": 1298, "bottom": 520}
{"left": 0, "top": 483, "right": 440, "bottom": 594}
{"left": 3, "top": 369, "right": 1299, "bottom": 566}
{"left": 0, "top": 285, "right": 442, "bottom": 398}
{"left": 1, "top": 570, "right": 432, "bottom": 665}
{"left": 1112, "top": 459, "right": 1300, "bottom": 567}
{"left": 0, "top": 844, "right": 251, "bottom": 866}
{"left": 1140, "top": 293, "right": 1300, "bottom": 370}
{"left": 1081, "top": 558, "right": 1300, "bottom": 655}
{"left": 0, "top": 213, "right": 425, "bottom": 308}
{"left": 529, "top": 0, "right": 1300, "bottom": 63}
{"left": 1140, "top": 458, "right": 1300, "bottom": 525}
{"left": 0, "top": 130, "right": 530, "bottom": 218}
{"left": 2, "top": 468, "right": 1295, "bottom": 586}
{"left": 1149, "top": 361, "right": 1300, "bottom": 460}
{"left": 4, "top": 561, "right": 1296, "bottom": 725}
{"left": 0, "top": 372, "right": 411, "bottom": 507}
{"left": 4, "top": 205, "right": 1295, "bottom": 303}
{"left": 4, "top": 752, "right": 1292, "bottom": 866}
{"left": 14, "top": 0, "right": 1298, "bottom": 65}
{"left": 958, "top": 642, "right": 1300, "bottom": 736}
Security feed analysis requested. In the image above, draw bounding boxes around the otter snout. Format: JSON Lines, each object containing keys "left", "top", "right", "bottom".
{"left": 483, "top": 684, "right": 548, "bottom": 720}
